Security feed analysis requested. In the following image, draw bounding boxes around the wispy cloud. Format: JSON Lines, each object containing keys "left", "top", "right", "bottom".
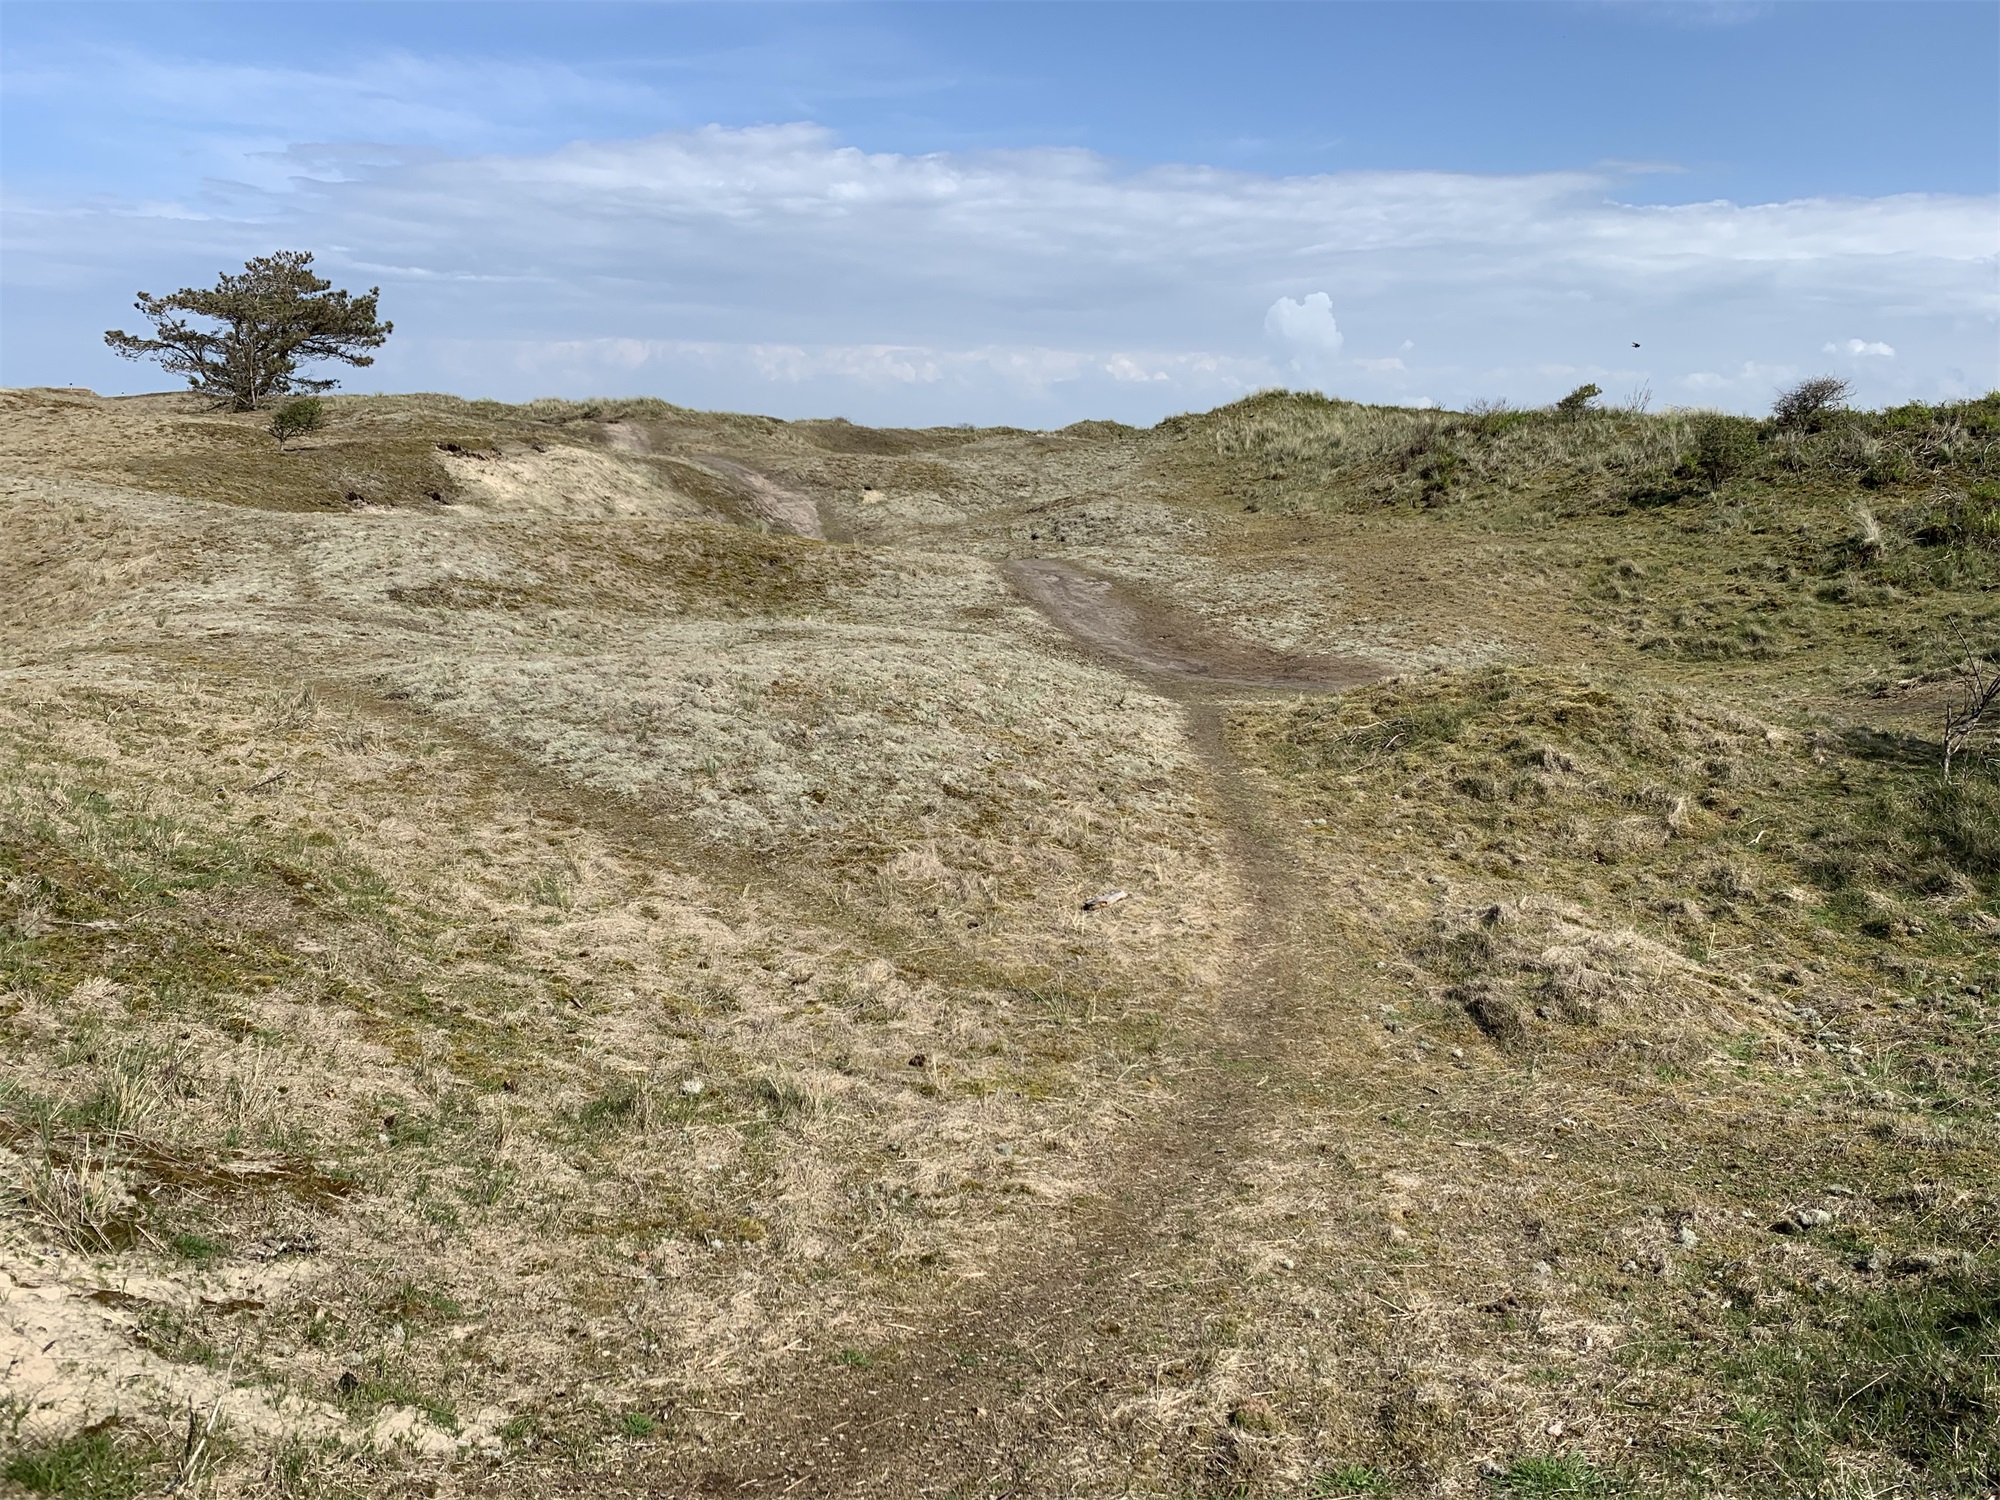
{"left": 6, "top": 115, "right": 1994, "bottom": 421}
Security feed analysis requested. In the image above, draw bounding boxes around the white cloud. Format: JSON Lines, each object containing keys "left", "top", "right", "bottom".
{"left": 6, "top": 117, "right": 1995, "bottom": 421}
{"left": 1265, "top": 293, "right": 1346, "bottom": 390}
{"left": 1104, "top": 356, "right": 1171, "bottom": 383}
{"left": 1266, "top": 293, "right": 1345, "bottom": 356}
{"left": 1824, "top": 338, "right": 1896, "bottom": 358}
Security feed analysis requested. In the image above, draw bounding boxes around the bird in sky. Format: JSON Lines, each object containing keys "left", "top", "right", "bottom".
{"left": 1632, "top": 342, "right": 1641, "bottom": 348}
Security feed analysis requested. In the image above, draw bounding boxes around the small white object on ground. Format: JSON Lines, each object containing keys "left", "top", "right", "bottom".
{"left": 1082, "top": 889, "right": 1129, "bottom": 912}
{"left": 680, "top": 1079, "right": 705, "bottom": 1096}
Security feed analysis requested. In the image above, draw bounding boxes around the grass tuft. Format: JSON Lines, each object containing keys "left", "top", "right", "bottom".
{"left": 2, "top": 1428, "right": 164, "bottom": 1499}
{"left": 1313, "top": 1465, "right": 1394, "bottom": 1495}
{"left": 1492, "top": 1455, "right": 1627, "bottom": 1498}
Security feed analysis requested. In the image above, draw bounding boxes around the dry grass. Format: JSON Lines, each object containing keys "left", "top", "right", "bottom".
{"left": 2, "top": 382, "right": 1997, "bottom": 1497}
{"left": 0, "top": 394, "right": 1233, "bottom": 1493}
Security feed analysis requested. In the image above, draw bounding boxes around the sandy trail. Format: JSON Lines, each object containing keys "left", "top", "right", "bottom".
{"left": 692, "top": 454, "right": 825, "bottom": 539}
{"left": 603, "top": 561, "right": 1386, "bottom": 1496}
{"left": 1008, "top": 559, "right": 1379, "bottom": 692}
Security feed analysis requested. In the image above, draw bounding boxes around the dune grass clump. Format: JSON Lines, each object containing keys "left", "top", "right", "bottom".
{"left": 1189, "top": 390, "right": 1691, "bottom": 508}
{"left": 1177, "top": 388, "right": 2000, "bottom": 519}
{"left": 1905, "top": 482, "right": 2000, "bottom": 553}
{"left": 1806, "top": 757, "right": 2000, "bottom": 899}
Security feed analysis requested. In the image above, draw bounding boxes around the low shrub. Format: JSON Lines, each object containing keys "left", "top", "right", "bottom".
{"left": 1941, "top": 392, "right": 2000, "bottom": 439}
{"left": 268, "top": 396, "right": 325, "bottom": 449}
{"left": 1681, "top": 413, "right": 1761, "bottom": 490}
{"left": 1772, "top": 375, "right": 1852, "bottom": 432}
{"left": 1554, "top": 383, "right": 1602, "bottom": 417}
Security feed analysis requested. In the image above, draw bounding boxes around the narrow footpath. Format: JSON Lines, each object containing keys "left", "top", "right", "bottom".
{"left": 625, "top": 561, "right": 1381, "bottom": 1496}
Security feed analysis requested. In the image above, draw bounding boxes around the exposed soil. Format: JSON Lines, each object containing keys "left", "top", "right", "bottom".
{"left": 1009, "top": 559, "right": 1382, "bottom": 691}
{"left": 692, "top": 454, "right": 825, "bottom": 539}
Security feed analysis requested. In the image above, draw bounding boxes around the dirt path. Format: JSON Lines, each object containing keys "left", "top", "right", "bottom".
{"left": 1008, "top": 559, "right": 1379, "bottom": 692}
{"left": 564, "top": 561, "right": 1387, "bottom": 1496}
{"left": 691, "top": 454, "right": 825, "bottom": 539}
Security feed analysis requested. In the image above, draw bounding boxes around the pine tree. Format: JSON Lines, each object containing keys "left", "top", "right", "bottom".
{"left": 104, "top": 251, "right": 391, "bottom": 411}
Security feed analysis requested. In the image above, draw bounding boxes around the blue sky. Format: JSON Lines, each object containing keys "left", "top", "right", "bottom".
{"left": 4, "top": 1, "right": 1995, "bottom": 423}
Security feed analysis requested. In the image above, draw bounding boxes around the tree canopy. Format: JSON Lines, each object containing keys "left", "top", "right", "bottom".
{"left": 104, "top": 250, "right": 391, "bottom": 412}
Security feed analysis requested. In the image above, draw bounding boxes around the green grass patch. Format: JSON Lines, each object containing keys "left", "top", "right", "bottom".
{"left": 168, "top": 1231, "right": 227, "bottom": 1266}
{"left": 333, "top": 1363, "right": 459, "bottom": 1433}
{"left": 3, "top": 1428, "right": 165, "bottom": 1498}
{"left": 577, "top": 1078, "right": 645, "bottom": 1132}
{"left": 376, "top": 1278, "right": 462, "bottom": 1324}
{"left": 134, "top": 1306, "right": 222, "bottom": 1367}
{"left": 1806, "top": 753, "right": 2000, "bottom": 899}
{"left": 1719, "top": 1263, "right": 1999, "bottom": 1494}
{"left": 0, "top": 797, "right": 383, "bottom": 1017}
{"left": 1492, "top": 1455, "right": 1627, "bottom": 1498}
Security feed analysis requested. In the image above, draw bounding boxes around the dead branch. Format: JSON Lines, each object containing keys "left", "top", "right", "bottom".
{"left": 1941, "top": 633, "right": 2000, "bottom": 780}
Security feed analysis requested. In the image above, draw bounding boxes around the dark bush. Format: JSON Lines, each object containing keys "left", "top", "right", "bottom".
{"left": 1943, "top": 392, "right": 2000, "bottom": 438}
{"left": 1471, "top": 405, "right": 1532, "bottom": 439}
{"left": 1772, "top": 375, "right": 1853, "bottom": 432}
{"left": 1554, "top": 383, "right": 1602, "bottom": 417}
{"left": 1861, "top": 450, "right": 1914, "bottom": 489}
{"left": 1879, "top": 400, "right": 1943, "bottom": 434}
{"left": 1909, "top": 483, "right": 2000, "bottom": 551}
{"left": 1418, "top": 447, "right": 1463, "bottom": 502}
{"left": 1682, "top": 413, "right": 1762, "bottom": 489}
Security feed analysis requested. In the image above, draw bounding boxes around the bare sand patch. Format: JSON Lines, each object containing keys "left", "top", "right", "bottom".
{"left": 436, "top": 444, "right": 701, "bottom": 519}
